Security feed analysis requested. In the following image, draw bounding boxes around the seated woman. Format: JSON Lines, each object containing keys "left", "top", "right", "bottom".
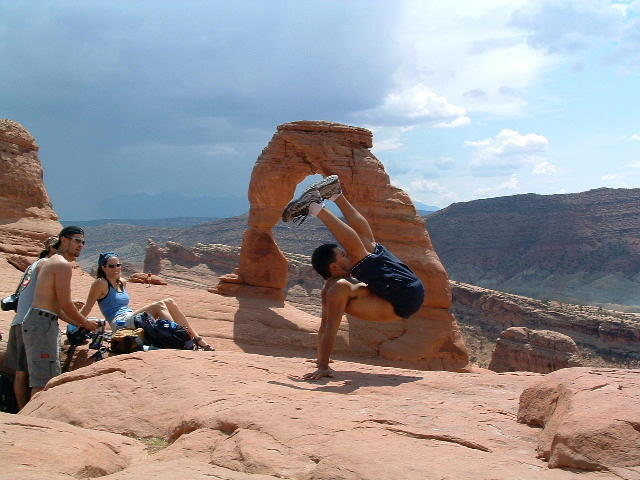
{"left": 81, "top": 252, "right": 213, "bottom": 350}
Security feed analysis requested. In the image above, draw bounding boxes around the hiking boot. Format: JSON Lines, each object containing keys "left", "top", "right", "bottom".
{"left": 303, "top": 175, "right": 341, "bottom": 201}
{"left": 282, "top": 189, "right": 323, "bottom": 224}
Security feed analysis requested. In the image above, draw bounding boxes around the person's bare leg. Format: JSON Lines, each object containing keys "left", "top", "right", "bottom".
{"left": 135, "top": 298, "right": 213, "bottom": 350}
{"left": 13, "top": 370, "right": 29, "bottom": 409}
{"left": 332, "top": 194, "right": 375, "bottom": 252}
{"left": 316, "top": 208, "right": 369, "bottom": 263}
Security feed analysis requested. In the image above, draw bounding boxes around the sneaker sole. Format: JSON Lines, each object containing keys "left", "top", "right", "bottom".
{"left": 282, "top": 190, "right": 322, "bottom": 222}
{"left": 303, "top": 175, "right": 341, "bottom": 200}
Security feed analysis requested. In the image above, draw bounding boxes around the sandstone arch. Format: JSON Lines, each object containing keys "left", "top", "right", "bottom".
{"left": 218, "top": 121, "right": 468, "bottom": 370}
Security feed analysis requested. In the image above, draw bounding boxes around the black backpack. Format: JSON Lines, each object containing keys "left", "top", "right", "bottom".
{"left": 137, "top": 314, "right": 195, "bottom": 350}
{"left": 0, "top": 372, "right": 18, "bottom": 413}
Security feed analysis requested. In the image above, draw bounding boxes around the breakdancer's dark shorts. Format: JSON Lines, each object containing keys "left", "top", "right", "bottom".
{"left": 350, "top": 243, "right": 425, "bottom": 318}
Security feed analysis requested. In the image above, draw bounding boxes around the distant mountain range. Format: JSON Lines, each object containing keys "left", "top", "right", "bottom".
{"left": 71, "top": 196, "right": 439, "bottom": 223}
{"left": 92, "top": 192, "right": 249, "bottom": 220}
{"left": 426, "top": 187, "right": 640, "bottom": 311}
{"left": 64, "top": 217, "right": 218, "bottom": 228}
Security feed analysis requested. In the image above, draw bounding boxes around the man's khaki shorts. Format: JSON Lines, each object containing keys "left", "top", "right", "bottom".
{"left": 4, "top": 324, "right": 28, "bottom": 372}
{"left": 22, "top": 308, "right": 61, "bottom": 388}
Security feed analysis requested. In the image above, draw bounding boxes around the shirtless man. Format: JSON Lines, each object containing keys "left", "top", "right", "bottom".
{"left": 22, "top": 226, "right": 100, "bottom": 394}
{"left": 282, "top": 176, "right": 425, "bottom": 379}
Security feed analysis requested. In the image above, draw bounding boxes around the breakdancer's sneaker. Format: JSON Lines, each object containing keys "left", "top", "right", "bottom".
{"left": 303, "top": 175, "right": 341, "bottom": 201}
{"left": 282, "top": 189, "right": 324, "bottom": 225}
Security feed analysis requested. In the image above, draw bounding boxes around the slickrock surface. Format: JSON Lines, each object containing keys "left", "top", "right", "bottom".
{"left": 0, "top": 119, "right": 61, "bottom": 257}
{"left": 518, "top": 367, "right": 640, "bottom": 472}
{"left": 0, "top": 412, "right": 147, "bottom": 479}
{"left": 217, "top": 120, "right": 468, "bottom": 369}
{"left": 452, "top": 281, "right": 640, "bottom": 368}
{"left": 489, "top": 327, "right": 582, "bottom": 373}
{"left": 13, "top": 349, "right": 635, "bottom": 480}
{"left": 428, "top": 188, "right": 640, "bottom": 310}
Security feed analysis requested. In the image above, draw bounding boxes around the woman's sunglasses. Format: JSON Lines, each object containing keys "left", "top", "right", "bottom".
{"left": 106, "top": 263, "right": 122, "bottom": 268}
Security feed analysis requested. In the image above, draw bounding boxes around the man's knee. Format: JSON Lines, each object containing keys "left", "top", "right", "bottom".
{"left": 162, "top": 298, "right": 176, "bottom": 307}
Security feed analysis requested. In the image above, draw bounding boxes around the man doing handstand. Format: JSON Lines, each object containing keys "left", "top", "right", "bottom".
{"left": 282, "top": 176, "right": 425, "bottom": 379}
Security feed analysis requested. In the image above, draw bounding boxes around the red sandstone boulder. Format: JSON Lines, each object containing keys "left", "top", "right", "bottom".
{"left": 129, "top": 272, "right": 168, "bottom": 285}
{"left": 489, "top": 327, "right": 582, "bottom": 373}
{"left": 0, "top": 119, "right": 62, "bottom": 256}
{"left": 518, "top": 367, "right": 640, "bottom": 470}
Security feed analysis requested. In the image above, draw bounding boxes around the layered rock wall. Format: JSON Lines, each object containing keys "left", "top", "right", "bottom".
{"left": 216, "top": 121, "right": 468, "bottom": 369}
{"left": 0, "top": 119, "right": 61, "bottom": 257}
{"left": 452, "top": 281, "right": 640, "bottom": 367}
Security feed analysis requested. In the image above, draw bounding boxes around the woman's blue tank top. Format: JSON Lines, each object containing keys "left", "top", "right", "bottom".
{"left": 98, "top": 281, "right": 133, "bottom": 322}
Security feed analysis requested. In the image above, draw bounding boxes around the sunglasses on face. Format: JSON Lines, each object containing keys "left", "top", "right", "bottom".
{"left": 106, "top": 263, "right": 122, "bottom": 268}
{"left": 65, "top": 236, "right": 86, "bottom": 245}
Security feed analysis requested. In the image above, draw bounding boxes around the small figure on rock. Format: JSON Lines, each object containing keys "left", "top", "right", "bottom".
{"left": 81, "top": 252, "right": 214, "bottom": 351}
{"left": 282, "top": 176, "right": 425, "bottom": 379}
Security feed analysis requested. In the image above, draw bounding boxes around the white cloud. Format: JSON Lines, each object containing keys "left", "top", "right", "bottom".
{"left": 358, "top": 83, "right": 469, "bottom": 128}
{"left": 602, "top": 173, "right": 623, "bottom": 180}
{"left": 511, "top": 1, "right": 625, "bottom": 53}
{"left": 631, "top": 134, "right": 640, "bottom": 141}
{"left": 533, "top": 161, "right": 558, "bottom": 175}
{"left": 393, "top": 1, "right": 558, "bottom": 117}
{"left": 392, "top": 176, "right": 460, "bottom": 207}
{"left": 435, "top": 157, "right": 455, "bottom": 170}
{"left": 474, "top": 173, "right": 521, "bottom": 196}
{"left": 465, "top": 129, "right": 550, "bottom": 175}
{"left": 369, "top": 126, "right": 414, "bottom": 153}
{"left": 434, "top": 116, "right": 472, "bottom": 128}
{"left": 601, "top": 173, "right": 629, "bottom": 187}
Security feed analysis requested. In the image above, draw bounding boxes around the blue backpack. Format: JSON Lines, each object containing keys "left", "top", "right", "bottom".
{"left": 137, "top": 314, "right": 195, "bottom": 350}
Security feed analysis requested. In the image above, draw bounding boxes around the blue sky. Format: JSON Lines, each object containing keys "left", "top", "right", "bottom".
{"left": 1, "top": 0, "right": 639, "bottom": 219}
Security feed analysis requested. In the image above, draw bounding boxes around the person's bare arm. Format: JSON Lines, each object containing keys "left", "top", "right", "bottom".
{"left": 80, "top": 279, "right": 107, "bottom": 317}
{"left": 303, "top": 281, "right": 348, "bottom": 380}
{"left": 54, "top": 263, "right": 99, "bottom": 331}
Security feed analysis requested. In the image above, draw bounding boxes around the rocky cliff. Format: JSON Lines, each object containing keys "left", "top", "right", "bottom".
{"left": 427, "top": 188, "right": 640, "bottom": 310}
{"left": 0, "top": 119, "right": 61, "bottom": 257}
{"left": 452, "top": 281, "right": 640, "bottom": 368}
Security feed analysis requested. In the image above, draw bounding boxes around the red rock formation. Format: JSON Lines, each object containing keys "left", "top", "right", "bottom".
{"left": 488, "top": 327, "right": 582, "bottom": 373}
{"left": 215, "top": 121, "right": 467, "bottom": 369}
{"left": 128, "top": 272, "right": 167, "bottom": 286}
{"left": 452, "top": 281, "right": 640, "bottom": 367}
{"left": 0, "top": 119, "right": 61, "bottom": 257}
{"left": 518, "top": 367, "right": 640, "bottom": 470}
